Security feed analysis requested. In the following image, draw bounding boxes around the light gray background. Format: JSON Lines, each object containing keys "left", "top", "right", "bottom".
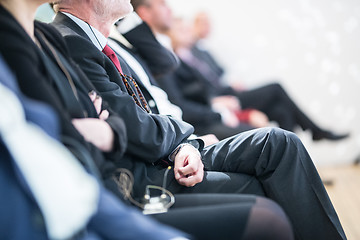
{"left": 169, "top": 0, "right": 360, "bottom": 167}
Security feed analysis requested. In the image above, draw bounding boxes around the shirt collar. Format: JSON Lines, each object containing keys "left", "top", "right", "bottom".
{"left": 62, "top": 12, "right": 108, "bottom": 51}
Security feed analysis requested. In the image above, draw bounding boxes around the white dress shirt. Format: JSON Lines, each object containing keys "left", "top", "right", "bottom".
{"left": 62, "top": 12, "right": 107, "bottom": 50}
{"left": 0, "top": 83, "right": 99, "bottom": 240}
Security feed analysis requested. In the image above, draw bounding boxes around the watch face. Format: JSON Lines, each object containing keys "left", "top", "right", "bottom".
{"left": 189, "top": 140, "right": 199, "bottom": 149}
{"left": 188, "top": 139, "right": 204, "bottom": 151}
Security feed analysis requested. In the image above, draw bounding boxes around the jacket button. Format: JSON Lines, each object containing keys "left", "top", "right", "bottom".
{"left": 148, "top": 100, "right": 156, "bottom": 108}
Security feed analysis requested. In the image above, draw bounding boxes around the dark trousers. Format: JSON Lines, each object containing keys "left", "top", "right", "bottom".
{"left": 193, "top": 121, "right": 254, "bottom": 140}
{"left": 154, "top": 193, "right": 293, "bottom": 240}
{"left": 236, "top": 83, "right": 321, "bottom": 132}
{"left": 165, "top": 127, "right": 346, "bottom": 240}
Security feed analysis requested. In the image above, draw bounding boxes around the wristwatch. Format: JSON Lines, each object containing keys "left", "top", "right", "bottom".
{"left": 168, "top": 138, "right": 205, "bottom": 162}
{"left": 185, "top": 139, "right": 204, "bottom": 152}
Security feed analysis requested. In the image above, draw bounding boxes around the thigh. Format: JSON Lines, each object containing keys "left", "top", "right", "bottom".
{"left": 152, "top": 194, "right": 258, "bottom": 240}
{"left": 237, "top": 84, "right": 280, "bottom": 110}
{"left": 200, "top": 127, "right": 286, "bottom": 175}
{"left": 167, "top": 170, "right": 265, "bottom": 196}
{"left": 194, "top": 122, "right": 254, "bottom": 140}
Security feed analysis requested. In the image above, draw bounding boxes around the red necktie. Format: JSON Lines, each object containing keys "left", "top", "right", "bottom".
{"left": 101, "top": 44, "right": 150, "bottom": 113}
{"left": 102, "top": 44, "right": 123, "bottom": 74}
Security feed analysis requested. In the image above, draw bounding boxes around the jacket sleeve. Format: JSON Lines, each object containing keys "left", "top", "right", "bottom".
{"left": 62, "top": 35, "right": 194, "bottom": 163}
{"left": 157, "top": 72, "right": 222, "bottom": 126}
{"left": 0, "top": 20, "right": 82, "bottom": 144}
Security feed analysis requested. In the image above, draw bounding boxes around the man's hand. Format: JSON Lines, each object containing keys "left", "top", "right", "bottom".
{"left": 248, "top": 110, "right": 269, "bottom": 128}
{"left": 173, "top": 144, "right": 204, "bottom": 187}
{"left": 89, "top": 90, "right": 109, "bottom": 120}
{"left": 211, "top": 95, "right": 241, "bottom": 112}
{"left": 72, "top": 118, "right": 114, "bottom": 152}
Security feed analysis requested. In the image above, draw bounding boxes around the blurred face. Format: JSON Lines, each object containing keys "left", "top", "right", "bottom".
{"left": 144, "top": 0, "right": 173, "bottom": 33}
{"left": 93, "top": 0, "right": 133, "bottom": 21}
{"left": 170, "top": 19, "right": 195, "bottom": 49}
{"left": 194, "top": 13, "right": 211, "bottom": 39}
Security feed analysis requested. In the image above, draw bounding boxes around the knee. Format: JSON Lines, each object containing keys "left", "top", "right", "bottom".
{"left": 267, "top": 127, "right": 300, "bottom": 145}
{"left": 254, "top": 197, "right": 289, "bottom": 222}
{"left": 250, "top": 127, "right": 299, "bottom": 146}
{"left": 257, "top": 198, "right": 294, "bottom": 239}
{"left": 268, "top": 82, "right": 287, "bottom": 96}
{"left": 244, "top": 197, "right": 294, "bottom": 240}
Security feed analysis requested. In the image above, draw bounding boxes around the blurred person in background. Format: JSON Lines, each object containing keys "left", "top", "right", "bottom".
{"left": 133, "top": 0, "right": 270, "bottom": 139}
{"left": 161, "top": 17, "right": 270, "bottom": 139}
{"left": 190, "top": 11, "right": 349, "bottom": 141}
{"left": 134, "top": 0, "right": 349, "bottom": 141}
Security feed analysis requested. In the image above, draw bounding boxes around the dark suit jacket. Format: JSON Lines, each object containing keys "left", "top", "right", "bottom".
{"left": 122, "top": 22, "right": 179, "bottom": 78}
{"left": 109, "top": 37, "right": 161, "bottom": 114}
{"left": 190, "top": 44, "right": 237, "bottom": 96}
{"left": 0, "top": 6, "right": 127, "bottom": 179}
{"left": 0, "top": 55, "right": 50, "bottom": 240}
{"left": 157, "top": 60, "right": 223, "bottom": 127}
{"left": 0, "top": 139, "right": 49, "bottom": 240}
{"left": 111, "top": 21, "right": 180, "bottom": 114}
{"left": 51, "top": 12, "right": 194, "bottom": 197}
{"left": 191, "top": 44, "right": 224, "bottom": 81}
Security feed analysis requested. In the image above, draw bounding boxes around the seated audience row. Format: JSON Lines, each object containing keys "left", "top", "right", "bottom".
{"left": 0, "top": 0, "right": 347, "bottom": 239}
{"left": 133, "top": 0, "right": 349, "bottom": 141}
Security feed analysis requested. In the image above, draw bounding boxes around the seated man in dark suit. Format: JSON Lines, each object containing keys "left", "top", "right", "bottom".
{"left": 50, "top": 1, "right": 346, "bottom": 239}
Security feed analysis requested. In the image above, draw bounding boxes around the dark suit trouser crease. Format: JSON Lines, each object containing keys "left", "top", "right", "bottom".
{"left": 165, "top": 127, "right": 346, "bottom": 240}
{"left": 193, "top": 121, "right": 255, "bottom": 140}
{"left": 236, "top": 83, "right": 321, "bottom": 132}
{"left": 152, "top": 194, "right": 294, "bottom": 240}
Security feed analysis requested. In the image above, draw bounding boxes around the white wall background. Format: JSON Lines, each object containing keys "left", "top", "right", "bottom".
{"left": 168, "top": 0, "right": 360, "bottom": 167}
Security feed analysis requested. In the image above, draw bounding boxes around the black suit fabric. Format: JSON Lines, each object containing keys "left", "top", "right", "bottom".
{"left": 109, "top": 37, "right": 161, "bottom": 114}
{"left": 191, "top": 45, "right": 322, "bottom": 132}
{"left": 110, "top": 24, "right": 254, "bottom": 140}
{"left": 157, "top": 60, "right": 254, "bottom": 139}
{"left": 113, "top": 22, "right": 180, "bottom": 114}
{"left": 0, "top": 6, "right": 127, "bottom": 179}
{"left": 51, "top": 13, "right": 346, "bottom": 240}
{"left": 191, "top": 44, "right": 225, "bottom": 81}
{"left": 0, "top": 9, "right": 292, "bottom": 240}
{"left": 51, "top": 13, "right": 196, "bottom": 196}
{"left": 122, "top": 22, "right": 179, "bottom": 78}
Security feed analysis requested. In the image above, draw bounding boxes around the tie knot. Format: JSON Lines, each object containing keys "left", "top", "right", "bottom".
{"left": 102, "top": 44, "right": 123, "bottom": 74}
{"left": 102, "top": 44, "right": 115, "bottom": 57}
